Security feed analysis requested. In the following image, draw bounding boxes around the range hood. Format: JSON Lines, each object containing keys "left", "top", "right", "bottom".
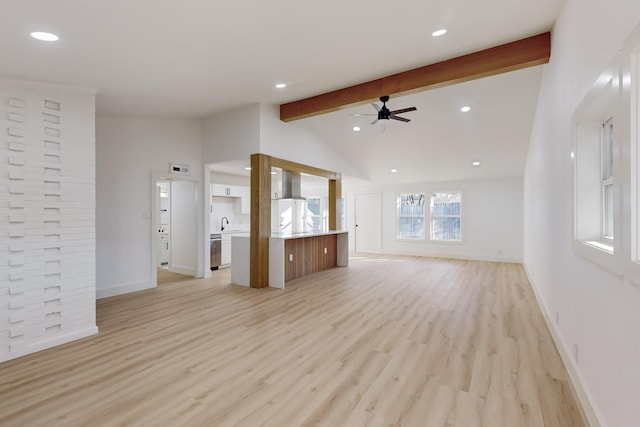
{"left": 278, "top": 170, "right": 306, "bottom": 200}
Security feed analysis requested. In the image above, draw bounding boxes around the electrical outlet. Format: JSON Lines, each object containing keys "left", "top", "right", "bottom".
{"left": 289, "top": 254, "right": 293, "bottom": 262}
{"left": 573, "top": 344, "right": 579, "bottom": 364}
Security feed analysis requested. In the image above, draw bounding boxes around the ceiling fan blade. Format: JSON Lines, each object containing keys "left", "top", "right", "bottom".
{"left": 372, "top": 103, "right": 381, "bottom": 112}
{"left": 390, "top": 107, "right": 417, "bottom": 115}
{"left": 390, "top": 115, "right": 410, "bottom": 123}
{"left": 370, "top": 118, "right": 378, "bottom": 125}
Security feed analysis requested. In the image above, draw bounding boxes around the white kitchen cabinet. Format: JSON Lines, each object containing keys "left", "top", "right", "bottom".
{"left": 221, "top": 234, "right": 232, "bottom": 266}
{"left": 240, "top": 186, "right": 250, "bottom": 214}
{"left": 211, "top": 183, "right": 241, "bottom": 198}
{"left": 228, "top": 185, "right": 241, "bottom": 197}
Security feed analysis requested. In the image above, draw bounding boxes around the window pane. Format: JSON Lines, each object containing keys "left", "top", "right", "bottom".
{"left": 432, "top": 218, "right": 461, "bottom": 241}
{"left": 430, "top": 192, "right": 462, "bottom": 241}
{"left": 604, "top": 184, "right": 614, "bottom": 240}
{"left": 397, "top": 193, "right": 425, "bottom": 239}
{"left": 602, "top": 117, "right": 614, "bottom": 180}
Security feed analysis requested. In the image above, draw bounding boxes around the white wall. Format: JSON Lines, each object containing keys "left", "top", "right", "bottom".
{"left": 202, "top": 104, "right": 260, "bottom": 164}
{"left": 524, "top": 2, "right": 640, "bottom": 426}
{"left": 345, "top": 178, "right": 523, "bottom": 262}
{"left": 0, "top": 79, "right": 98, "bottom": 362}
{"left": 259, "top": 104, "right": 366, "bottom": 179}
{"left": 96, "top": 116, "right": 203, "bottom": 298}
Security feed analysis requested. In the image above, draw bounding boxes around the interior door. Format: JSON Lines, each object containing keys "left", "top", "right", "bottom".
{"left": 354, "top": 193, "right": 381, "bottom": 252}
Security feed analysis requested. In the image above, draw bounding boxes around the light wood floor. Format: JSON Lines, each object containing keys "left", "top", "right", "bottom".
{"left": 157, "top": 268, "right": 193, "bottom": 286}
{"left": 0, "top": 254, "right": 587, "bottom": 426}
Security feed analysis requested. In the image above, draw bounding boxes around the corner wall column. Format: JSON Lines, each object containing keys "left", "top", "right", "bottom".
{"left": 329, "top": 175, "right": 342, "bottom": 230}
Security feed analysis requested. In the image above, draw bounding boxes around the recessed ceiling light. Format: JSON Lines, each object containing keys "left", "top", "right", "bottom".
{"left": 432, "top": 29, "right": 447, "bottom": 37}
{"left": 244, "top": 167, "right": 252, "bottom": 171}
{"left": 275, "top": 83, "right": 287, "bottom": 89}
{"left": 390, "top": 169, "right": 398, "bottom": 173}
{"left": 472, "top": 161, "right": 480, "bottom": 166}
{"left": 460, "top": 106, "right": 471, "bottom": 112}
{"left": 30, "top": 31, "right": 59, "bottom": 42}
{"left": 353, "top": 126, "right": 361, "bottom": 132}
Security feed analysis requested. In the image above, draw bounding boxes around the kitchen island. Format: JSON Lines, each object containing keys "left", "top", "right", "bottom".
{"left": 231, "top": 230, "right": 348, "bottom": 288}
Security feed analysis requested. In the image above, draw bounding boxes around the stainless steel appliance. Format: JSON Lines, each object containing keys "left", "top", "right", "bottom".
{"left": 210, "top": 233, "right": 221, "bottom": 270}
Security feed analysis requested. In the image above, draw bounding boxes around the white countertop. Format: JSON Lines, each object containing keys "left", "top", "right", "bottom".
{"left": 232, "top": 230, "right": 348, "bottom": 240}
{"left": 270, "top": 230, "right": 348, "bottom": 240}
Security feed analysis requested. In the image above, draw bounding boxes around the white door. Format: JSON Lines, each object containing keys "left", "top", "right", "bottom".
{"left": 169, "top": 180, "right": 197, "bottom": 276}
{"left": 354, "top": 193, "right": 381, "bottom": 252}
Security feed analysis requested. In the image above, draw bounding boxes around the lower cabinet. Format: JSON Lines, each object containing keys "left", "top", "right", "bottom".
{"left": 284, "top": 235, "right": 337, "bottom": 282}
{"left": 221, "top": 234, "right": 232, "bottom": 266}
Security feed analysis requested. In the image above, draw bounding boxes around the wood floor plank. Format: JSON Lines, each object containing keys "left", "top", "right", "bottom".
{"left": 0, "top": 254, "right": 588, "bottom": 426}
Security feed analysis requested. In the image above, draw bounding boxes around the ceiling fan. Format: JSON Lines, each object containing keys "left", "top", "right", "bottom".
{"left": 352, "top": 95, "right": 417, "bottom": 125}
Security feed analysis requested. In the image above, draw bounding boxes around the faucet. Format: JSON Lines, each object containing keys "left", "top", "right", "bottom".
{"left": 221, "top": 216, "right": 229, "bottom": 231}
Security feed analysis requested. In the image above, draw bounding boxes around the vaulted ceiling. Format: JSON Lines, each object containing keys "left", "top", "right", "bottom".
{"left": 1, "top": 0, "right": 562, "bottom": 184}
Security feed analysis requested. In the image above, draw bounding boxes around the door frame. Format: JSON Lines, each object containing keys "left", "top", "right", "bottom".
{"left": 150, "top": 171, "right": 204, "bottom": 287}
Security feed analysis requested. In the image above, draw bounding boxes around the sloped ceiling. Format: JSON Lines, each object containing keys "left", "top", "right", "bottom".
{"left": 1, "top": 0, "right": 561, "bottom": 183}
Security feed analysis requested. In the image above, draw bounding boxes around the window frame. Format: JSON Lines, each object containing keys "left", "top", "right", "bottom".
{"left": 601, "top": 116, "right": 614, "bottom": 242}
{"left": 572, "top": 61, "right": 622, "bottom": 274}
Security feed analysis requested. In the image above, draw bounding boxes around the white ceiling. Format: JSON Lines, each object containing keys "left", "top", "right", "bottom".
{"left": 1, "top": 0, "right": 562, "bottom": 184}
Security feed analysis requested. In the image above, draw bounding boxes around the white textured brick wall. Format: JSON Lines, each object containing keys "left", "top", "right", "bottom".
{"left": 0, "top": 79, "right": 98, "bottom": 363}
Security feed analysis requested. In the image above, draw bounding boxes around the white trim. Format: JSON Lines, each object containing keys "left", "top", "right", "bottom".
{"left": 523, "top": 264, "right": 604, "bottom": 427}
{"left": 168, "top": 265, "right": 196, "bottom": 276}
{"left": 96, "top": 280, "right": 155, "bottom": 299}
{"left": 150, "top": 170, "right": 204, "bottom": 292}
{"left": 0, "top": 326, "right": 99, "bottom": 364}
{"left": 573, "top": 240, "right": 623, "bottom": 275}
{"left": 380, "top": 249, "right": 522, "bottom": 264}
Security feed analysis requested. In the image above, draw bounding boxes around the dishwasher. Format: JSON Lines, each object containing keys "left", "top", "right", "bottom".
{"left": 210, "top": 233, "right": 222, "bottom": 270}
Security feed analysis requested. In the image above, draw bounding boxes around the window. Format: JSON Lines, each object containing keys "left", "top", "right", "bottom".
{"left": 572, "top": 65, "right": 620, "bottom": 273}
{"left": 397, "top": 193, "right": 425, "bottom": 239}
{"left": 601, "top": 117, "right": 614, "bottom": 241}
{"left": 430, "top": 192, "right": 462, "bottom": 241}
{"left": 306, "top": 197, "right": 324, "bottom": 232}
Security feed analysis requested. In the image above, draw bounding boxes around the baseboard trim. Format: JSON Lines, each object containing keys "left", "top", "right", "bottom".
{"left": 379, "top": 250, "right": 522, "bottom": 264}
{"left": 522, "top": 263, "right": 604, "bottom": 427}
{"left": 96, "top": 280, "right": 155, "bottom": 299}
{"left": 1, "top": 326, "right": 99, "bottom": 364}
{"left": 168, "top": 265, "right": 196, "bottom": 276}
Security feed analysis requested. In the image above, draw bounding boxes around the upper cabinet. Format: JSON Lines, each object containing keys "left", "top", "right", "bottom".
{"left": 240, "top": 186, "right": 251, "bottom": 215}
{"left": 212, "top": 183, "right": 242, "bottom": 198}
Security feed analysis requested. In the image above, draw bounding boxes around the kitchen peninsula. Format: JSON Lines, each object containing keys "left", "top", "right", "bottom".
{"left": 243, "top": 153, "right": 347, "bottom": 288}
{"left": 231, "top": 230, "right": 348, "bottom": 288}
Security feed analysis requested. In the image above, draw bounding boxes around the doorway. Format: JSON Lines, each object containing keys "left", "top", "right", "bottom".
{"left": 354, "top": 193, "right": 381, "bottom": 252}
{"left": 151, "top": 172, "right": 202, "bottom": 287}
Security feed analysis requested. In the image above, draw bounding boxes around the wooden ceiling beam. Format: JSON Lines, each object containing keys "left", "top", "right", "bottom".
{"left": 280, "top": 32, "right": 551, "bottom": 122}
